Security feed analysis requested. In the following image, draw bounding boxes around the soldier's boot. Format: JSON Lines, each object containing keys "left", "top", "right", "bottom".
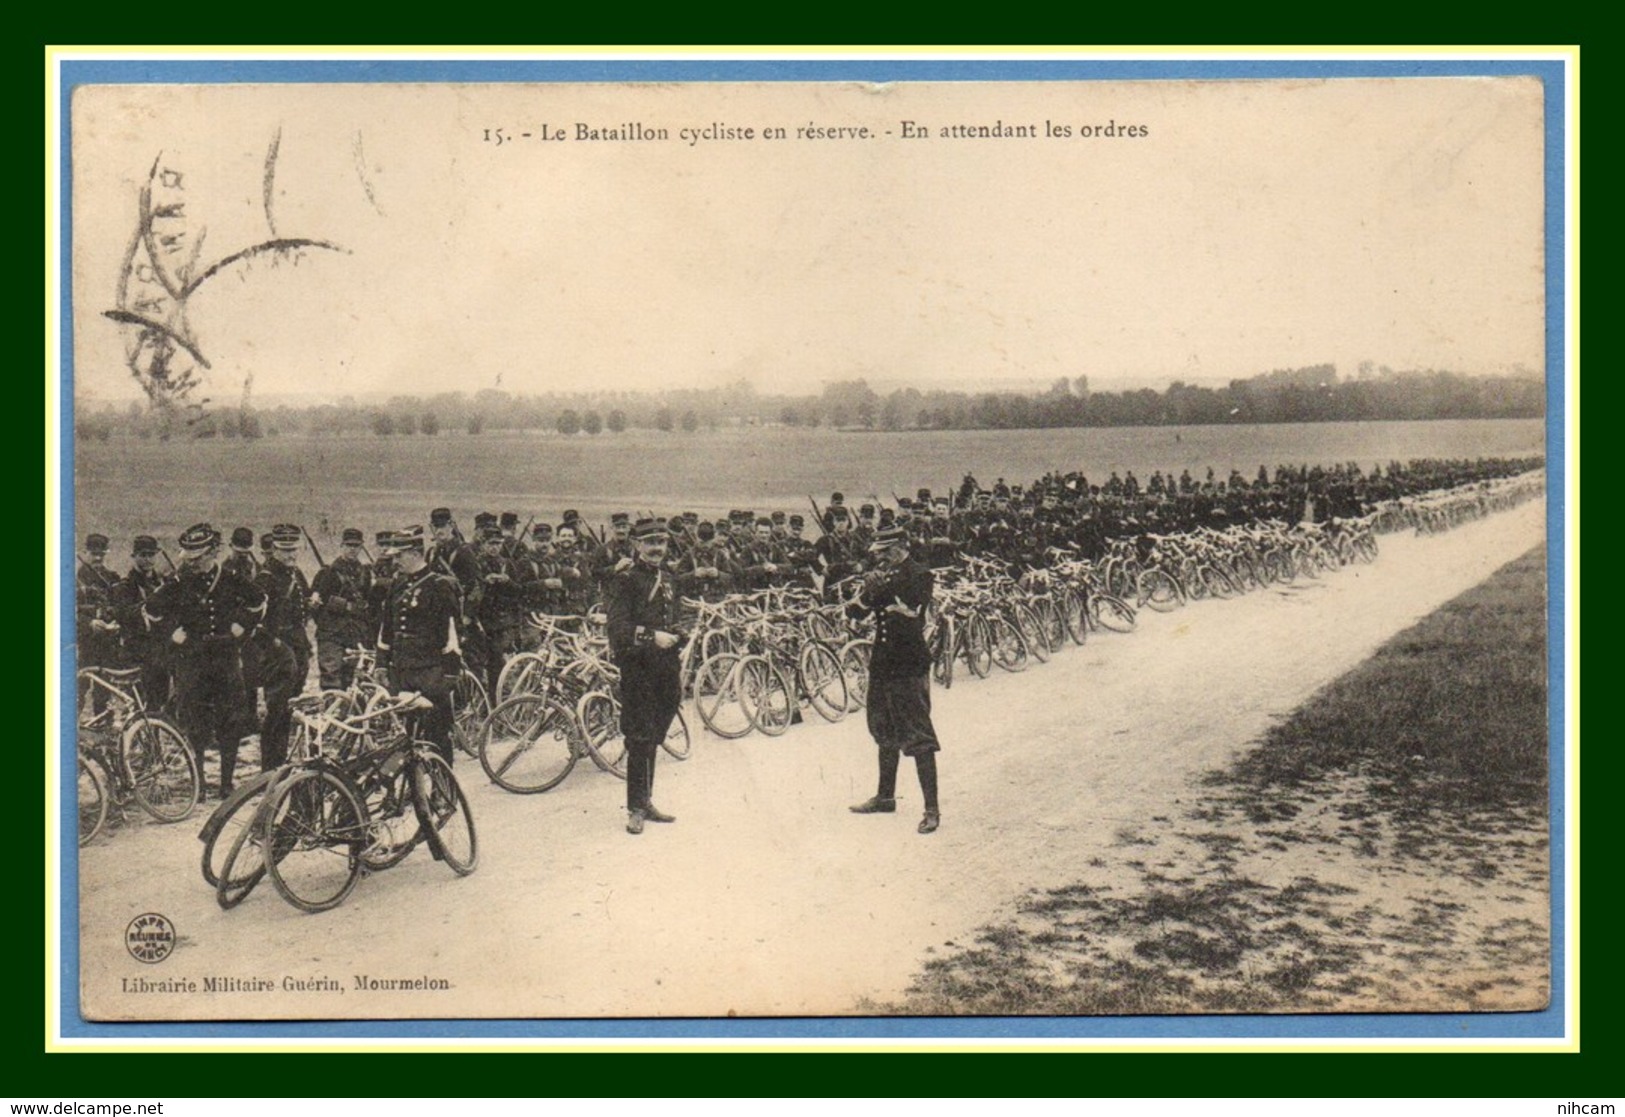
{"left": 218, "top": 739, "right": 241, "bottom": 799}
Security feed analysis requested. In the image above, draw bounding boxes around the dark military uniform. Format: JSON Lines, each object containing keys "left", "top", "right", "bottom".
{"left": 75, "top": 554, "right": 123, "bottom": 714}
{"left": 377, "top": 563, "right": 463, "bottom": 765}
{"left": 111, "top": 558, "right": 171, "bottom": 710}
{"left": 847, "top": 539, "right": 940, "bottom": 830}
{"left": 312, "top": 555, "right": 375, "bottom": 689}
{"left": 474, "top": 547, "right": 531, "bottom": 700}
{"left": 605, "top": 555, "right": 685, "bottom": 816}
{"left": 145, "top": 556, "right": 267, "bottom": 795}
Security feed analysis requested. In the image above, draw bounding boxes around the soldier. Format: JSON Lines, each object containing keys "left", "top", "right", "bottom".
{"left": 252, "top": 525, "right": 311, "bottom": 771}
{"left": 550, "top": 522, "right": 593, "bottom": 615}
{"left": 592, "top": 512, "right": 636, "bottom": 590}
{"left": 222, "top": 526, "right": 259, "bottom": 583}
{"left": 605, "top": 518, "right": 687, "bottom": 835}
{"left": 847, "top": 525, "right": 942, "bottom": 835}
{"left": 473, "top": 523, "right": 529, "bottom": 700}
{"left": 311, "top": 527, "right": 374, "bottom": 690}
{"left": 675, "top": 519, "right": 737, "bottom": 601}
{"left": 261, "top": 525, "right": 314, "bottom": 691}
{"left": 75, "top": 533, "right": 123, "bottom": 716}
{"left": 375, "top": 526, "right": 463, "bottom": 766}
{"left": 144, "top": 524, "right": 267, "bottom": 798}
{"left": 428, "top": 505, "right": 482, "bottom": 673}
{"left": 111, "top": 535, "right": 171, "bottom": 709}
{"left": 780, "top": 514, "right": 819, "bottom": 590}
{"left": 816, "top": 507, "right": 861, "bottom": 601}
{"left": 365, "top": 530, "right": 399, "bottom": 639}
{"left": 498, "top": 512, "right": 528, "bottom": 563}
{"left": 738, "top": 517, "right": 784, "bottom": 591}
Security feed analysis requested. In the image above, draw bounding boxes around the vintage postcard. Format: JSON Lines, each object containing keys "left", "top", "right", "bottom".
{"left": 56, "top": 62, "right": 1567, "bottom": 1037}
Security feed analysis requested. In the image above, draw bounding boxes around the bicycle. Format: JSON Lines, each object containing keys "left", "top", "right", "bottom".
{"left": 206, "top": 692, "right": 477, "bottom": 913}
{"left": 76, "top": 666, "right": 200, "bottom": 842}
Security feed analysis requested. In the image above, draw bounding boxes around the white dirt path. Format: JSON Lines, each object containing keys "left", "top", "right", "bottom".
{"left": 76, "top": 499, "right": 1547, "bottom": 1020}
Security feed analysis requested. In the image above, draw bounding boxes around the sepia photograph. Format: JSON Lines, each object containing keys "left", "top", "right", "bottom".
{"left": 52, "top": 56, "right": 1568, "bottom": 1039}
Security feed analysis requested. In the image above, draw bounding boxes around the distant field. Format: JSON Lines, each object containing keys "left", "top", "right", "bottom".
{"left": 68, "top": 418, "right": 1543, "bottom": 554}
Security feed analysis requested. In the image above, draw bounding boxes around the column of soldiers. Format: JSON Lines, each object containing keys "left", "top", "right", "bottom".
{"left": 74, "top": 454, "right": 1541, "bottom": 792}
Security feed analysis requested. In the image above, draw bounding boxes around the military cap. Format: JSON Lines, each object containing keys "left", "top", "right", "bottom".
{"left": 131, "top": 535, "right": 159, "bottom": 556}
{"left": 771, "top": 510, "right": 786, "bottom": 523}
{"left": 755, "top": 516, "right": 773, "bottom": 528}
{"left": 259, "top": 532, "right": 276, "bottom": 552}
{"left": 271, "top": 524, "right": 302, "bottom": 551}
{"left": 830, "top": 492, "right": 845, "bottom": 505}
{"left": 610, "top": 512, "right": 631, "bottom": 525}
{"left": 682, "top": 511, "right": 698, "bottom": 524}
{"left": 562, "top": 509, "right": 581, "bottom": 524}
{"left": 788, "top": 514, "right": 805, "bottom": 528}
{"left": 631, "top": 516, "right": 669, "bottom": 540}
{"left": 85, "top": 533, "right": 109, "bottom": 553}
{"left": 696, "top": 520, "right": 717, "bottom": 538}
{"left": 500, "top": 511, "right": 519, "bottom": 528}
{"left": 729, "top": 509, "right": 750, "bottom": 523}
{"left": 429, "top": 507, "right": 453, "bottom": 527}
{"left": 374, "top": 530, "right": 394, "bottom": 548}
{"left": 478, "top": 524, "right": 503, "bottom": 542}
{"left": 341, "top": 527, "right": 364, "bottom": 545}
{"left": 392, "top": 525, "right": 427, "bottom": 552}
{"left": 474, "top": 511, "right": 497, "bottom": 529}
{"left": 897, "top": 497, "right": 914, "bottom": 508}
{"left": 531, "top": 522, "right": 553, "bottom": 538}
{"left": 859, "top": 503, "right": 876, "bottom": 516}
{"left": 869, "top": 525, "right": 909, "bottom": 551}
{"left": 917, "top": 488, "right": 932, "bottom": 502}
{"left": 230, "top": 526, "right": 255, "bottom": 551}
{"left": 877, "top": 508, "right": 896, "bottom": 526}
{"left": 178, "top": 523, "right": 221, "bottom": 553}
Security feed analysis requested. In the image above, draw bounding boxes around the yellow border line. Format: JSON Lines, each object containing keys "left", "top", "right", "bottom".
{"left": 43, "top": 43, "right": 1581, "bottom": 1055}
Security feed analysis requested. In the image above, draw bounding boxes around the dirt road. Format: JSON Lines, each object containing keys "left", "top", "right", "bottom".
{"left": 76, "top": 499, "right": 1547, "bottom": 1021}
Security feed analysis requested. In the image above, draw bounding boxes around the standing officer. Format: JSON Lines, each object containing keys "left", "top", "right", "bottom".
{"left": 311, "top": 527, "right": 374, "bottom": 690}
{"left": 261, "top": 525, "right": 314, "bottom": 691}
{"left": 76, "top": 533, "right": 123, "bottom": 715}
{"left": 144, "top": 524, "right": 267, "bottom": 798}
{"left": 605, "top": 518, "right": 687, "bottom": 835}
{"left": 474, "top": 523, "right": 529, "bottom": 700}
{"left": 847, "top": 524, "right": 942, "bottom": 835}
{"left": 111, "top": 535, "right": 171, "bottom": 709}
{"left": 376, "top": 527, "right": 463, "bottom": 766}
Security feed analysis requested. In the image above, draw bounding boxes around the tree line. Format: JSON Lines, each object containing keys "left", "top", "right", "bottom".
{"left": 73, "top": 364, "right": 1541, "bottom": 442}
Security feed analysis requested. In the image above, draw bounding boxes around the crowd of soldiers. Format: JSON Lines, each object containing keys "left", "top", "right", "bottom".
{"left": 74, "top": 454, "right": 1541, "bottom": 798}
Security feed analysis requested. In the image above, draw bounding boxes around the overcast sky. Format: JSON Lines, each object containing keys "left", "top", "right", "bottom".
{"left": 69, "top": 77, "right": 1545, "bottom": 403}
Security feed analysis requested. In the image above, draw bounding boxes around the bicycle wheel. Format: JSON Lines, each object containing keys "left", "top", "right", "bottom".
{"left": 577, "top": 690, "right": 628, "bottom": 778}
{"left": 200, "top": 769, "right": 279, "bottom": 888}
{"left": 1137, "top": 569, "right": 1184, "bottom": 612}
{"left": 806, "top": 609, "right": 842, "bottom": 645}
{"left": 693, "top": 653, "right": 752, "bottom": 739}
{"left": 799, "top": 640, "right": 850, "bottom": 719}
{"left": 962, "top": 613, "right": 993, "bottom": 678}
{"left": 1035, "top": 597, "right": 1067, "bottom": 653}
{"left": 450, "top": 670, "right": 490, "bottom": 759}
{"left": 260, "top": 768, "right": 367, "bottom": 914}
{"left": 214, "top": 774, "right": 282, "bottom": 909}
{"left": 662, "top": 707, "right": 693, "bottom": 759}
{"left": 1201, "top": 565, "right": 1239, "bottom": 600}
{"left": 739, "top": 655, "right": 794, "bottom": 736}
{"left": 412, "top": 752, "right": 478, "bottom": 876}
{"left": 930, "top": 615, "right": 955, "bottom": 690}
{"left": 120, "top": 715, "right": 200, "bottom": 823}
{"left": 495, "top": 651, "right": 548, "bottom": 704}
{"left": 78, "top": 754, "right": 108, "bottom": 847}
{"left": 1089, "top": 593, "right": 1138, "bottom": 634}
{"left": 353, "top": 760, "right": 422, "bottom": 871}
{"left": 1354, "top": 535, "right": 1379, "bottom": 564}
{"left": 989, "top": 615, "right": 1030, "bottom": 673}
{"left": 479, "top": 693, "right": 580, "bottom": 793}
{"left": 837, "top": 640, "right": 872, "bottom": 710}
{"left": 1011, "top": 605, "right": 1050, "bottom": 664}
{"left": 1059, "top": 588, "right": 1088, "bottom": 646}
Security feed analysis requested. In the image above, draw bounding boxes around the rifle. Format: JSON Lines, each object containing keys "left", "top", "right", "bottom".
{"left": 360, "top": 543, "right": 376, "bottom": 564}
{"left": 891, "top": 490, "right": 903, "bottom": 508}
{"left": 520, "top": 515, "right": 535, "bottom": 543}
{"left": 158, "top": 546, "right": 178, "bottom": 574}
{"left": 807, "top": 493, "right": 823, "bottom": 527}
{"left": 301, "top": 525, "right": 327, "bottom": 569}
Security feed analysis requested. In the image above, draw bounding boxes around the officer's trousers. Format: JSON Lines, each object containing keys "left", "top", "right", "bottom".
{"left": 619, "top": 652, "right": 681, "bottom": 812}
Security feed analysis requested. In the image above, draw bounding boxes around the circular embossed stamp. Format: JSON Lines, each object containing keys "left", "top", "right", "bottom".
{"left": 125, "top": 913, "right": 176, "bottom": 964}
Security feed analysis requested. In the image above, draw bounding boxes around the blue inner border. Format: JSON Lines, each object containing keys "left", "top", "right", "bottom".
{"left": 55, "top": 54, "right": 1569, "bottom": 1044}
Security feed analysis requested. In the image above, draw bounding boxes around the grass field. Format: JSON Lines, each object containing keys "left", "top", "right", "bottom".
{"left": 876, "top": 543, "right": 1550, "bottom": 1015}
{"left": 69, "top": 418, "right": 1543, "bottom": 553}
